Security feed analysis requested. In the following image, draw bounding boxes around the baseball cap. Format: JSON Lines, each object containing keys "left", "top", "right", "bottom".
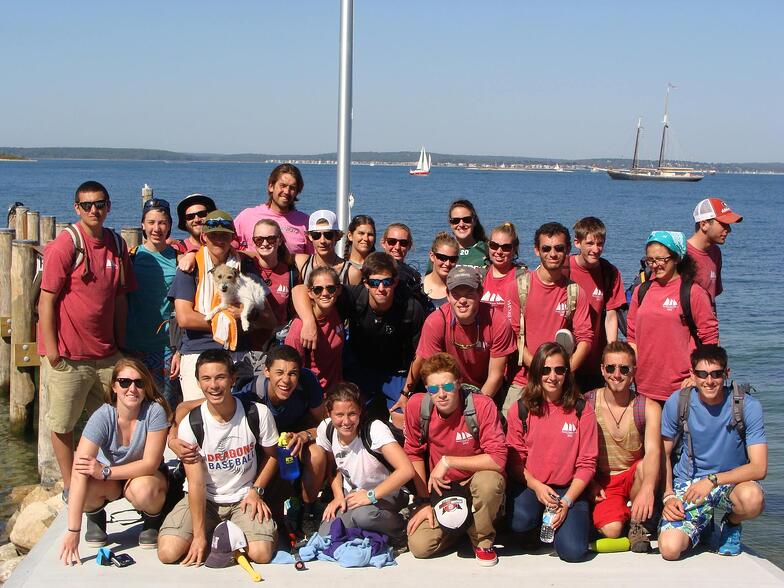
{"left": 308, "top": 210, "right": 339, "bottom": 232}
{"left": 177, "top": 193, "right": 217, "bottom": 231}
{"left": 446, "top": 266, "right": 483, "bottom": 291}
{"left": 693, "top": 198, "right": 743, "bottom": 224}
{"left": 430, "top": 482, "right": 473, "bottom": 535}
{"left": 205, "top": 520, "right": 247, "bottom": 568}
{"left": 202, "top": 210, "right": 236, "bottom": 235}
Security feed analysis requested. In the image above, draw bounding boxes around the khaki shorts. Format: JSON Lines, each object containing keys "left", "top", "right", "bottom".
{"left": 160, "top": 494, "right": 277, "bottom": 544}
{"left": 45, "top": 353, "right": 122, "bottom": 434}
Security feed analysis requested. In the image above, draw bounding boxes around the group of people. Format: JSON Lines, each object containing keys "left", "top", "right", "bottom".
{"left": 44, "top": 165, "right": 765, "bottom": 570}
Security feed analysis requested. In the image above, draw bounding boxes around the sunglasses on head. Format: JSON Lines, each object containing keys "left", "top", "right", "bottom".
{"left": 488, "top": 241, "right": 514, "bottom": 253}
{"left": 184, "top": 209, "right": 209, "bottom": 221}
{"left": 432, "top": 251, "right": 459, "bottom": 264}
{"left": 311, "top": 284, "right": 338, "bottom": 296}
{"left": 542, "top": 366, "right": 568, "bottom": 376}
{"left": 604, "top": 364, "right": 632, "bottom": 375}
{"left": 253, "top": 235, "right": 279, "bottom": 247}
{"left": 385, "top": 237, "right": 410, "bottom": 247}
{"left": 540, "top": 244, "right": 566, "bottom": 254}
{"left": 693, "top": 369, "right": 726, "bottom": 379}
{"left": 449, "top": 215, "right": 474, "bottom": 225}
{"left": 116, "top": 377, "right": 145, "bottom": 389}
{"left": 366, "top": 277, "right": 395, "bottom": 288}
{"left": 309, "top": 230, "right": 335, "bottom": 241}
{"left": 425, "top": 382, "right": 457, "bottom": 394}
{"left": 204, "top": 218, "right": 234, "bottom": 230}
{"left": 76, "top": 199, "right": 108, "bottom": 212}
{"left": 143, "top": 198, "right": 170, "bottom": 211}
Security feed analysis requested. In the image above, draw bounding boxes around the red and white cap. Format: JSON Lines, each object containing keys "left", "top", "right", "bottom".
{"left": 693, "top": 198, "right": 743, "bottom": 224}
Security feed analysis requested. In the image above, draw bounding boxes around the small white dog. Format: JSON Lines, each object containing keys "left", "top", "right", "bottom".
{"left": 204, "top": 264, "right": 267, "bottom": 332}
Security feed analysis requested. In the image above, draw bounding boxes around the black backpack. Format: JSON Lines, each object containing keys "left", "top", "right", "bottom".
{"left": 188, "top": 396, "right": 264, "bottom": 464}
{"left": 324, "top": 418, "right": 395, "bottom": 472}
{"left": 417, "top": 384, "right": 481, "bottom": 444}
{"left": 617, "top": 258, "right": 650, "bottom": 338}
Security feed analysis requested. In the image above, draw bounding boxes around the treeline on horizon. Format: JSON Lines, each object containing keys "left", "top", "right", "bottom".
{"left": 1, "top": 147, "right": 781, "bottom": 172}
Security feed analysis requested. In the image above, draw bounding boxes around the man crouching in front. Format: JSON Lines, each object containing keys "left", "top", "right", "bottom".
{"left": 158, "top": 349, "right": 279, "bottom": 565}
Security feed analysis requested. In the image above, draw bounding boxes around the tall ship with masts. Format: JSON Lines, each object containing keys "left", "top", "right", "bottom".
{"left": 607, "top": 84, "right": 704, "bottom": 182}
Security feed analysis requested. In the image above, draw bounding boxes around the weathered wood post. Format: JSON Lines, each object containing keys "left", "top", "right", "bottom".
{"left": 55, "top": 222, "right": 70, "bottom": 236}
{"left": 121, "top": 227, "right": 143, "bottom": 250}
{"left": 38, "top": 358, "right": 59, "bottom": 486}
{"left": 9, "top": 239, "right": 38, "bottom": 433}
{"left": 40, "top": 215, "right": 56, "bottom": 245}
{"left": 14, "top": 207, "right": 28, "bottom": 241}
{"left": 142, "top": 184, "right": 153, "bottom": 206}
{"left": 0, "top": 229, "right": 14, "bottom": 394}
{"left": 26, "top": 210, "right": 40, "bottom": 243}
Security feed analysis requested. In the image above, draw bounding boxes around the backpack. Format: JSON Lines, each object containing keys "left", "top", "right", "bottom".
{"left": 352, "top": 286, "right": 421, "bottom": 361}
{"left": 618, "top": 259, "right": 651, "bottom": 337}
{"left": 635, "top": 276, "right": 702, "bottom": 347}
{"left": 672, "top": 382, "right": 751, "bottom": 478}
{"left": 325, "top": 419, "right": 395, "bottom": 473}
{"left": 516, "top": 269, "right": 579, "bottom": 366}
{"left": 583, "top": 388, "right": 645, "bottom": 434}
{"left": 418, "top": 384, "right": 481, "bottom": 444}
{"left": 188, "top": 396, "right": 264, "bottom": 464}
{"left": 516, "top": 395, "right": 586, "bottom": 436}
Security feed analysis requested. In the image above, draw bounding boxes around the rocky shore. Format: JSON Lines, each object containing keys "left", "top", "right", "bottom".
{"left": 0, "top": 483, "right": 64, "bottom": 585}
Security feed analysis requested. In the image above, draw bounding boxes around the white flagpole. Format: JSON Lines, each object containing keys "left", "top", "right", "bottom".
{"left": 336, "top": 0, "right": 354, "bottom": 257}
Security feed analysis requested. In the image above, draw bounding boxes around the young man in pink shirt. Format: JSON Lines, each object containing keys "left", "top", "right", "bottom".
{"left": 565, "top": 217, "right": 625, "bottom": 392}
{"left": 234, "top": 164, "right": 311, "bottom": 255}
{"left": 38, "top": 180, "right": 137, "bottom": 500}
{"left": 687, "top": 197, "right": 743, "bottom": 305}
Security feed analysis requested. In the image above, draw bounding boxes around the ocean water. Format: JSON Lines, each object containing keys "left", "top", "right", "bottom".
{"left": 0, "top": 160, "right": 781, "bottom": 564}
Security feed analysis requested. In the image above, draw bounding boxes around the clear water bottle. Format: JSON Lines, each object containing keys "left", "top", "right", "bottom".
{"left": 277, "top": 433, "right": 301, "bottom": 481}
{"left": 540, "top": 506, "right": 556, "bottom": 543}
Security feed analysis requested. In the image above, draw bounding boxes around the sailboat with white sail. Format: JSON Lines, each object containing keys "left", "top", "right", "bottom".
{"left": 607, "top": 84, "right": 704, "bottom": 182}
{"left": 409, "top": 146, "right": 432, "bottom": 176}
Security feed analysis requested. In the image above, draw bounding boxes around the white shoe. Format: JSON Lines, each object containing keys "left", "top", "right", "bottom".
{"left": 555, "top": 329, "right": 575, "bottom": 354}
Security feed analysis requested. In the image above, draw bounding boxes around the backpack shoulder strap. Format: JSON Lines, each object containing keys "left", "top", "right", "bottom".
{"left": 679, "top": 280, "right": 702, "bottom": 348}
{"left": 360, "top": 420, "right": 394, "bottom": 472}
{"left": 419, "top": 393, "right": 433, "bottom": 444}
{"left": 575, "top": 396, "right": 585, "bottom": 420}
{"left": 632, "top": 393, "right": 646, "bottom": 434}
{"left": 516, "top": 271, "right": 532, "bottom": 366}
{"left": 731, "top": 381, "right": 749, "bottom": 440}
{"left": 326, "top": 421, "right": 335, "bottom": 445}
{"left": 583, "top": 389, "right": 597, "bottom": 409}
{"left": 675, "top": 387, "right": 695, "bottom": 476}
{"left": 188, "top": 405, "right": 205, "bottom": 447}
{"left": 253, "top": 373, "right": 269, "bottom": 403}
{"left": 462, "top": 387, "right": 480, "bottom": 440}
{"left": 516, "top": 397, "right": 529, "bottom": 435}
{"left": 565, "top": 281, "right": 579, "bottom": 324}
{"left": 637, "top": 280, "right": 654, "bottom": 305}
{"left": 64, "top": 224, "right": 87, "bottom": 275}
{"left": 288, "top": 265, "right": 297, "bottom": 291}
{"left": 240, "top": 396, "right": 261, "bottom": 442}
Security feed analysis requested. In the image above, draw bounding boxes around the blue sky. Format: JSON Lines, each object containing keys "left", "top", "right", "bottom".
{"left": 1, "top": 1, "right": 781, "bottom": 161}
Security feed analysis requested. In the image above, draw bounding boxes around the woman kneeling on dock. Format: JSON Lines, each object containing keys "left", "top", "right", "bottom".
{"left": 59, "top": 358, "right": 172, "bottom": 565}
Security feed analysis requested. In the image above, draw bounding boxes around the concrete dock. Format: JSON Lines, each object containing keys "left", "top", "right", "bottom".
{"left": 6, "top": 497, "right": 784, "bottom": 587}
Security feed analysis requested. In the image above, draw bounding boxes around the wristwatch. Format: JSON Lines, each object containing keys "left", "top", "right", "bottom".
{"left": 101, "top": 465, "right": 112, "bottom": 481}
{"left": 305, "top": 431, "right": 314, "bottom": 444}
{"left": 561, "top": 495, "right": 574, "bottom": 508}
{"left": 367, "top": 489, "right": 378, "bottom": 505}
{"left": 707, "top": 473, "right": 719, "bottom": 488}
{"left": 253, "top": 486, "right": 265, "bottom": 497}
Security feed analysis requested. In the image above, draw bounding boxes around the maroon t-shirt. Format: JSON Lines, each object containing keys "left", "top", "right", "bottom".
{"left": 687, "top": 242, "right": 723, "bottom": 301}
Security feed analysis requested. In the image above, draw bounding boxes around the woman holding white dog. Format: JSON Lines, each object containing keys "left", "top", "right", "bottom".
{"left": 295, "top": 210, "right": 351, "bottom": 285}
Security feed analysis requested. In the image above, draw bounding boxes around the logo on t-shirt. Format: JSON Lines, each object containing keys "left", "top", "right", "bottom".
{"left": 561, "top": 422, "right": 577, "bottom": 437}
{"left": 277, "top": 284, "right": 289, "bottom": 295}
{"left": 592, "top": 287, "right": 603, "bottom": 299}
{"left": 480, "top": 291, "right": 505, "bottom": 305}
{"left": 555, "top": 301, "right": 568, "bottom": 317}
{"left": 709, "top": 271, "right": 716, "bottom": 280}
{"left": 662, "top": 298, "right": 679, "bottom": 312}
{"left": 454, "top": 430, "right": 473, "bottom": 444}
{"left": 106, "top": 259, "right": 116, "bottom": 269}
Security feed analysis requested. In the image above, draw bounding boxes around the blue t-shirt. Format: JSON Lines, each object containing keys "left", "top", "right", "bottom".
{"left": 127, "top": 245, "right": 177, "bottom": 352}
{"left": 233, "top": 367, "right": 323, "bottom": 432}
{"left": 167, "top": 258, "right": 262, "bottom": 355}
{"left": 81, "top": 401, "right": 169, "bottom": 467}
{"left": 662, "top": 385, "right": 766, "bottom": 482}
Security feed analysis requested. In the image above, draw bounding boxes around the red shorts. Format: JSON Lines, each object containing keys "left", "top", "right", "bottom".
{"left": 591, "top": 461, "right": 639, "bottom": 530}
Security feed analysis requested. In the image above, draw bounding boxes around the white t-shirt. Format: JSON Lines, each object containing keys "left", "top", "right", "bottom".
{"left": 179, "top": 401, "right": 279, "bottom": 504}
{"left": 316, "top": 419, "right": 397, "bottom": 496}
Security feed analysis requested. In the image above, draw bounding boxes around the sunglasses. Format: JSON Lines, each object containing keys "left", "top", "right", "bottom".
{"left": 184, "top": 209, "right": 209, "bottom": 221}
{"left": 385, "top": 237, "right": 410, "bottom": 248}
{"left": 449, "top": 215, "right": 474, "bottom": 225}
{"left": 425, "top": 382, "right": 457, "bottom": 394}
{"left": 253, "top": 235, "right": 279, "bottom": 247}
{"left": 311, "top": 284, "right": 338, "bottom": 296}
{"left": 309, "top": 230, "right": 336, "bottom": 241}
{"left": 693, "top": 369, "right": 726, "bottom": 379}
{"left": 76, "top": 200, "right": 108, "bottom": 212}
{"left": 540, "top": 244, "right": 567, "bottom": 254}
{"left": 432, "top": 251, "right": 459, "bottom": 264}
{"left": 542, "top": 366, "right": 568, "bottom": 376}
{"left": 366, "top": 277, "right": 395, "bottom": 289}
{"left": 604, "top": 364, "right": 632, "bottom": 375}
{"left": 644, "top": 256, "right": 674, "bottom": 267}
{"left": 204, "top": 218, "right": 234, "bottom": 230}
{"left": 488, "top": 241, "right": 514, "bottom": 253}
{"left": 115, "top": 377, "right": 145, "bottom": 389}
{"left": 143, "top": 198, "right": 170, "bottom": 211}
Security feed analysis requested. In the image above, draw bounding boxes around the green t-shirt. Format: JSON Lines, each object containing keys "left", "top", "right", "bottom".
{"left": 126, "top": 245, "right": 177, "bottom": 352}
{"left": 458, "top": 240, "right": 489, "bottom": 269}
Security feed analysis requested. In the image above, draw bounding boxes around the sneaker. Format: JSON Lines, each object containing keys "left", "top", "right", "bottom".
{"left": 717, "top": 514, "right": 742, "bottom": 556}
{"left": 85, "top": 509, "right": 108, "bottom": 548}
{"left": 473, "top": 546, "right": 498, "bottom": 567}
{"left": 628, "top": 520, "right": 651, "bottom": 553}
{"left": 138, "top": 511, "right": 163, "bottom": 549}
{"left": 555, "top": 329, "right": 575, "bottom": 354}
{"left": 301, "top": 512, "right": 319, "bottom": 539}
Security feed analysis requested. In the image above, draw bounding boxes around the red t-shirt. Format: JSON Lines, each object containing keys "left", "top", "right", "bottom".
{"left": 687, "top": 242, "right": 723, "bottom": 301}
{"left": 512, "top": 270, "right": 593, "bottom": 386}
{"left": 404, "top": 392, "right": 507, "bottom": 482}
{"left": 506, "top": 399, "right": 598, "bottom": 486}
{"left": 567, "top": 256, "right": 625, "bottom": 375}
{"left": 38, "top": 225, "right": 137, "bottom": 360}
{"left": 416, "top": 303, "right": 516, "bottom": 388}
{"left": 285, "top": 311, "right": 344, "bottom": 392}
{"left": 257, "top": 261, "right": 296, "bottom": 327}
{"left": 481, "top": 269, "right": 519, "bottom": 332}
{"left": 627, "top": 277, "right": 719, "bottom": 400}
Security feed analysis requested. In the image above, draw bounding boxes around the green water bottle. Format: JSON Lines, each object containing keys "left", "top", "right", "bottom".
{"left": 589, "top": 537, "right": 630, "bottom": 553}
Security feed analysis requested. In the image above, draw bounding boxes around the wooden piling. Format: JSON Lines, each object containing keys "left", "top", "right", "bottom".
{"left": 55, "top": 222, "right": 70, "bottom": 236}
{"left": 14, "top": 207, "right": 28, "bottom": 241}
{"left": 37, "top": 358, "right": 59, "bottom": 486}
{"left": 26, "top": 210, "right": 40, "bottom": 243}
{"left": 9, "top": 240, "right": 37, "bottom": 433}
{"left": 0, "top": 229, "right": 14, "bottom": 394}
{"left": 40, "top": 215, "right": 56, "bottom": 245}
{"left": 121, "top": 227, "right": 143, "bottom": 250}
